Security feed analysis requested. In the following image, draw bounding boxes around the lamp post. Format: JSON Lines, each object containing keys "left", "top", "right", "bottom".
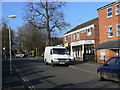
{"left": 8, "top": 15, "right": 16, "bottom": 75}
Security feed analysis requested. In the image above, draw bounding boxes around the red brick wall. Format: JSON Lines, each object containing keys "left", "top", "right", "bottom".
{"left": 63, "top": 23, "right": 99, "bottom": 44}
{"left": 98, "top": 2, "right": 120, "bottom": 43}
{"left": 97, "top": 2, "right": 120, "bottom": 63}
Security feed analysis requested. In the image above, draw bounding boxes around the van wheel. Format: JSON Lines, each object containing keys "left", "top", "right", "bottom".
{"left": 45, "top": 59, "right": 48, "bottom": 65}
{"left": 51, "top": 60, "right": 54, "bottom": 67}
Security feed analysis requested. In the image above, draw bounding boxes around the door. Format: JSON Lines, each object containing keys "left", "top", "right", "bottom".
{"left": 101, "top": 57, "right": 117, "bottom": 80}
{"left": 111, "top": 57, "right": 120, "bottom": 81}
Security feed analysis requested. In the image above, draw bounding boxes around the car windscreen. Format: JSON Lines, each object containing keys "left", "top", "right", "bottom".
{"left": 53, "top": 48, "right": 67, "bottom": 54}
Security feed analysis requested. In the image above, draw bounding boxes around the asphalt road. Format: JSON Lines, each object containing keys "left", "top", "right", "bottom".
{"left": 12, "top": 58, "right": 120, "bottom": 89}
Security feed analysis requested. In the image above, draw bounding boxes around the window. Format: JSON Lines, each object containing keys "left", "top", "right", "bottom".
{"left": 116, "top": 24, "right": 120, "bottom": 36}
{"left": 107, "top": 26, "right": 113, "bottom": 38}
{"left": 87, "top": 28, "right": 92, "bottom": 36}
{"left": 115, "top": 4, "right": 120, "bottom": 15}
{"left": 53, "top": 48, "right": 66, "bottom": 55}
{"left": 81, "top": 30, "right": 86, "bottom": 33}
{"left": 73, "top": 33, "right": 75, "bottom": 41}
{"left": 100, "top": 49, "right": 105, "bottom": 60}
{"left": 65, "top": 36, "right": 67, "bottom": 41}
{"left": 76, "top": 32, "right": 79, "bottom": 40}
{"left": 106, "top": 58, "right": 116, "bottom": 66}
{"left": 115, "top": 58, "right": 120, "bottom": 67}
{"left": 107, "top": 7, "right": 112, "bottom": 18}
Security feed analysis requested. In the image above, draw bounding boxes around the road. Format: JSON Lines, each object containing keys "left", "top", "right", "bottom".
{"left": 12, "top": 58, "right": 120, "bottom": 89}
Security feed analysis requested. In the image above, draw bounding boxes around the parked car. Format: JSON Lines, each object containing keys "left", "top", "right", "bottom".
{"left": 44, "top": 46, "right": 74, "bottom": 66}
{"left": 97, "top": 56, "right": 120, "bottom": 82}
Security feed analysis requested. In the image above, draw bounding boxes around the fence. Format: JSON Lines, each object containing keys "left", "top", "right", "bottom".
{"left": 83, "top": 54, "right": 116, "bottom": 63}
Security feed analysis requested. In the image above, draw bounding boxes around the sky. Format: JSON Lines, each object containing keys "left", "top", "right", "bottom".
{"left": 2, "top": 1, "right": 114, "bottom": 37}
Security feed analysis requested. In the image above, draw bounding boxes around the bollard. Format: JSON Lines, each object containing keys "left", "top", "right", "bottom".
{"left": 104, "top": 55, "right": 105, "bottom": 63}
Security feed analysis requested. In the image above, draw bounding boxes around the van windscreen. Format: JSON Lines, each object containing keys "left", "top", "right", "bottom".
{"left": 53, "top": 48, "right": 66, "bottom": 54}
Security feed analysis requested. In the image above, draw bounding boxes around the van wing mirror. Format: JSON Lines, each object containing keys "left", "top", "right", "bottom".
{"left": 50, "top": 49, "right": 52, "bottom": 55}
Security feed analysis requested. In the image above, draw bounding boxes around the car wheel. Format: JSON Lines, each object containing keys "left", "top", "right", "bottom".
{"left": 51, "top": 60, "right": 54, "bottom": 67}
{"left": 97, "top": 71, "right": 104, "bottom": 81}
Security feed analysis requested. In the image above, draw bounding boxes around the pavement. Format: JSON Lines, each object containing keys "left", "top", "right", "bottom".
{"left": 2, "top": 59, "right": 25, "bottom": 90}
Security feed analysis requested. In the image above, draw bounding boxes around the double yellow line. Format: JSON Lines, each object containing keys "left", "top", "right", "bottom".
{"left": 13, "top": 64, "right": 36, "bottom": 89}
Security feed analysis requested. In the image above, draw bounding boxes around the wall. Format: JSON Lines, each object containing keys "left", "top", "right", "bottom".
{"left": 97, "top": 2, "right": 120, "bottom": 63}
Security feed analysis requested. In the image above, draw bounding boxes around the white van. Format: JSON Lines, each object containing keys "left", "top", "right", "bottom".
{"left": 44, "top": 46, "right": 73, "bottom": 66}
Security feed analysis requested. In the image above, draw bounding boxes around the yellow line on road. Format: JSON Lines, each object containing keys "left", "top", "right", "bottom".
{"left": 13, "top": 64, "right": 36, "bottom": 90}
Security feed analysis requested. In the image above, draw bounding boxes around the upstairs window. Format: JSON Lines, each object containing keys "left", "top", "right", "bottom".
{"left": 107, "top": 25, "right": 113, "bottom": 38}
{"left": 115, "top": 4, "right": 120, "bottom": 15}
{"left": 76, "top": 32, "right": 79, "bottom": 40}
{"left": 87, "top": 28, "right": 92, "bottom": 36}
{"left": 107, "top": 7, "right": 112, "bottom": 18}
{"left": 116, "top": 24, "right": 120, "bottom": 36}
{"left": 81, "top": 30, "right": 86, "bottom": 33}
{"left": 65, "top": 36, "right": 67, "bottom": 41}
{"left": 73, "top": 33, "right": 75, "bottom": 41}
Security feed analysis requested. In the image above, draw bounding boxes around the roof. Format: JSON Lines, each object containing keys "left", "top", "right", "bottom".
{"left": 97, "top": 1, "right": 120, "bottom": 11}
{"left": 94, "top": 39, "right": 120, "bottom": 50}
{"left": 64, "top": 17, "right": 98, "bottom": 35}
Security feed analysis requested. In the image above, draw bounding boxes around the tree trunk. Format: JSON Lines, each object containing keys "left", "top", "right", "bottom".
{"left": 46, "top": 2, "right": 51, "bottom": 46}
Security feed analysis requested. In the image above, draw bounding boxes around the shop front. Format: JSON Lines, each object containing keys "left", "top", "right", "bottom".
{"left": 95, "top": 39, "right": 120, "bottom": 63}
{"left": 71, "top": 40, "right": 95, "bottom": 60}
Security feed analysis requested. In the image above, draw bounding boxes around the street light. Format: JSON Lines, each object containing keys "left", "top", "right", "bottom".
{"left": 8, "top": 15, "right": 16, "bottom": 75}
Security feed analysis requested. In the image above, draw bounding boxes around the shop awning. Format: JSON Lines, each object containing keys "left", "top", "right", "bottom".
{"left": 94, "top": 39, "right": 120, "bottom": 50}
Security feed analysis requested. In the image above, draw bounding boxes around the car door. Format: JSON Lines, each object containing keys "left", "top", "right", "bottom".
{"left": 101, "top": 57, "right": 117, "bottom": 80}
{"left": 111, "top": 57, "right": 120, "bottom": 81}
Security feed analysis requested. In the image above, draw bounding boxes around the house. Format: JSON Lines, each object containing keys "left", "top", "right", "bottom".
{"left": 95, "top": 1, "right": 120, "bottom": 63}
{"left": 63, "top": 18, "right": 99, "bottom": 61}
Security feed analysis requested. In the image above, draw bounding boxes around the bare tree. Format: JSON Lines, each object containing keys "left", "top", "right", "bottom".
{"left": 23, "top": 0, "right": 70, "bottom": 45}
{"left": 16, "top": 23, "right": 47, "bottom": 55}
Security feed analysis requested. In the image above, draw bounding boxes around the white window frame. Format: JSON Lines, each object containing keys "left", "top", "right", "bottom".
{"left": 100, "top": 49, "right": 105, "bottom": 60}
{"left": 107, "top": 25, "right": 113, "bottom": 38}
{"left": 73, "top": 33, "right": 75, "bottom": 41}
{"left": 76, "top": 32, "right": 79, "bottom": 40}
{"left": 87, "top": 28, "right": 92, "bottom": 36}
{"left": 115, "top": 4, "right": 120, "bottom": 15}
{"left": 107, "top": 7, "right": 112, "bottom": 18}
{"left": 116, "top": 24, "right": 120, "bottom": 37}
{"left": 65, "top": 36, "right": 67, "bottom": 41}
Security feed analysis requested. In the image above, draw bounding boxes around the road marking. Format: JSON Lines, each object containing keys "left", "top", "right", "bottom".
{"left": 69, "top": 65, "right": 95, "bottom": 74}
{"left": 13, "top": 64, "right": 36, "bottom": 89}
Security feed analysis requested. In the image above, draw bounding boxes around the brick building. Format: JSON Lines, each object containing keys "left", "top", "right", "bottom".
{"left": 63, "top": 18, "right": 99, "bottom": 61}
{"left": 95, "top": 1, "right": 120, "bottom": 63}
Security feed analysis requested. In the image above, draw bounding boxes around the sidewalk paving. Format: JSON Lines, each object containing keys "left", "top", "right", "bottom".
{"left": 70, "top": 60, "right": 102, "bottom": 75}
{"left": 2, "top": 59, "right": 25, "bottom": 89}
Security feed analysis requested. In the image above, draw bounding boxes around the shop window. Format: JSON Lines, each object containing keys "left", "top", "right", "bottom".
{"left": 87, "top": 28, "right": 92, "bottom": 36}
{"left": 107, "top": 7, "right": 112, "bottom": 18}
{"left": 116, "top": 24, "right": 120, "bottom": 36}
{"left": 115, "top": 4, "right": 120, "bottom": 15}
{"left": 76, "top": 32, "right": 79, "bottom": 40}
{"left": 107, "top": 25, "right": 113, "bottom": 38}
{"left": 100, "top": 49, "right": 105, "bottom": 60}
